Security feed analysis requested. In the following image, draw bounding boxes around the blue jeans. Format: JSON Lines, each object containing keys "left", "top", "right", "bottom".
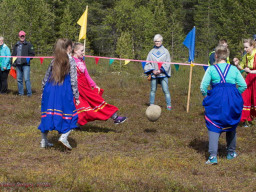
{"left": 150, "top": 77, "right": 171, "bottom": 106}
{"left": 208, "top": 130, "right": 236, "bottom": 157}
{"left": 16, "top": 65, "right": 32, "bottom": 96}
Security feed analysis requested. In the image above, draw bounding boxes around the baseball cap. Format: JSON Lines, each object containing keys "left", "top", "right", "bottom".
{"left": 253, "top": 34, "right": 256, "bottom": 40}
{"left": 19, "top": 31, "right": 26, "bottom": 37}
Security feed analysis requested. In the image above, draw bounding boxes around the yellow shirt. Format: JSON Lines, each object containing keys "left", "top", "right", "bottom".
{"left": 240, "top": 49, "right": 256, "bottom": 69}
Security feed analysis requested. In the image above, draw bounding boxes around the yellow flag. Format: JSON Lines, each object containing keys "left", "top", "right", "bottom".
{"left": 77, "top": 6, "right": 88, "bottom": 41}
{"left": 13, "top": 57, "right": 17, "bottom": 63}
{"left": 124, "top": 60, "right": 130, "bottom": 65}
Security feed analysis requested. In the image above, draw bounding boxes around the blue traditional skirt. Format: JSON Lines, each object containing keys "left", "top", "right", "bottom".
{"left": 203, "top": 83, "right": 243, "bottom": 133}
{"left": 38, "top": 74, "right": 78, "bottom": 134}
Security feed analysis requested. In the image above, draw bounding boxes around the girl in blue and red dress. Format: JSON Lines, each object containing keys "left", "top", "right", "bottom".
{"left": 38, "top": 39, "right": 80, "bottom": 150}
{"left": 234, "top": 39, "right": 256, "bottom": 126}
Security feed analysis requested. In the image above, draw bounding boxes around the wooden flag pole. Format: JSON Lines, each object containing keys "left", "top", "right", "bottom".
{"left": 186, "top": 62, "right": 193, "bottom": 113}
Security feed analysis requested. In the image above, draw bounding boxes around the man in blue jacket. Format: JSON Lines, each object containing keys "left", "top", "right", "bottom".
{"left": 12, "top": 31, "right": 35, "bottom": 96}
{"left": 0, "top": 36, "right": 11, "bottom": 94}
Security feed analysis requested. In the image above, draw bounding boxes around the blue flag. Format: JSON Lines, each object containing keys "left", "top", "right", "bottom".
{"left": 141, "top": 62, "right": 146, "bottom": 69}
{"left": 26, "top": 58, "right": 30, "bottom": 64}
{"left": 203, "top": 66, "right": 208, "bottom": 71}
{"left": 183, "top": 27, "right": 196, "bottom": 62}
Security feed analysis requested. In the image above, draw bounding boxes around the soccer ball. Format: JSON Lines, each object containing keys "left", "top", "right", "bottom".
{"left": 145, "top": 105, "right": 161, "bottom": 122}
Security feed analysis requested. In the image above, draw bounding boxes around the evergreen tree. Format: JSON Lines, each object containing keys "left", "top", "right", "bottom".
{"left": 58, "top": 5, "right": 78, "bottom": 40}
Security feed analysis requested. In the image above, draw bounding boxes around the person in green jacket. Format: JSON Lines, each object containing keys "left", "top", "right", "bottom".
{"left": 208, "top": 39, "right": 230, "bottom": 66}
{"left": 0, "top": 36, "right": 11, "bottom": 94}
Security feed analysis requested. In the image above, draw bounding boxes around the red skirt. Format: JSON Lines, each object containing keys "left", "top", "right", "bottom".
{"left": 76, "top": 71, "right": 118, "bottom": 126}
{"left": 241, "top": 73, "right": 256, "bottom": 122}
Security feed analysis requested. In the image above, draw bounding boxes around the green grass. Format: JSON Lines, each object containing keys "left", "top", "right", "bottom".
{"left": 0, "top": 58, "right": 255, "bottom": 192}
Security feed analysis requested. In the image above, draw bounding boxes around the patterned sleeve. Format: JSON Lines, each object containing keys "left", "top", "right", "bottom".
{"left": 144, "top": 50, "right": 155, "bottom": 74}
{"left": 42, "top": 61, "right": 53, "bottom": 91}
{"left": 161, "top": 49, "right": 171, "bottom": 77}
{"left": 69, "top": 57, "right": 79, "bottom": 100}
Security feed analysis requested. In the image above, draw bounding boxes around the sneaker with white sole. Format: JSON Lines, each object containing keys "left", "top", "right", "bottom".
{"left": 40, "top": 139, "right": 53, "bottom": 148}
{"left": 114, "top": 116, "right": 127, "bottom": 124}
{"left": 227, "top": 152, "right": 237, "bottom": 160}
{"left": 205, "top": 156, "right": 217, "bottom": 165}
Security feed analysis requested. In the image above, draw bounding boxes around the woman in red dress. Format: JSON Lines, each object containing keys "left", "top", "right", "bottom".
{"left": 234, "top": 39, "right": 256, "bottom": 127}
{"left": 72, "top": 43, "right": 126, "bottom": 126}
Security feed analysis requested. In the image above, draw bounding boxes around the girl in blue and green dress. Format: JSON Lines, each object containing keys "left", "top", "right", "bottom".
{"left": 200, "top": 45, "right": 247, "bottom": 165}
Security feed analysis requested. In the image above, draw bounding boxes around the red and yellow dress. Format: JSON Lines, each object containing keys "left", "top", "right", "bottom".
{"left": 73, "top": 57, "right": 118, "bottom": 125}
{"left": 240, "top": 49, "right": 256, "bottom": 122}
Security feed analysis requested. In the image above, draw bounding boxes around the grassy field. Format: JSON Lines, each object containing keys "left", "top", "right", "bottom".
{"left": 0, "top": 58, "right": 255, "bottom": 192}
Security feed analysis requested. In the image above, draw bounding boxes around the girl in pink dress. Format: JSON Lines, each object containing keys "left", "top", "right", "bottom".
{"left": 73, "top": 43, "right": 126, "bottom": 126}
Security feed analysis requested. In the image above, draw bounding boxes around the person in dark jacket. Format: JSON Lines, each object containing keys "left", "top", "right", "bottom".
{"left": 12, "top": 31, "right": 35, "bottom": 96}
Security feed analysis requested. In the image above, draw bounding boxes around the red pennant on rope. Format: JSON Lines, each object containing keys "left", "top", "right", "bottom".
{"left": 95, "top": 57, "right": 99, "bottom": 65}
{"left": 10, "top": 67, "right": 17, "bottom": 79}
{"left": 157, "top": 62, "right": 164, "bottom": 69}
{"left": 40, "top": 58, "right": 44, "bottom": 64}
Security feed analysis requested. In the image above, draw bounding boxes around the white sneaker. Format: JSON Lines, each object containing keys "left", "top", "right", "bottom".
{"left": 40, "top": 139, "right": 53, "bottom": 148}
{"left": 58, "top": 136, "right": 72, "bottom": 150}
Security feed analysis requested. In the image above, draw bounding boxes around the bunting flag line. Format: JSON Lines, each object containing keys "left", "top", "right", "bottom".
{"left": 26, "top": 58, "right": 30, "bottom": 64}
{"left": 124, "top": 60, "right": 130, "bottom": 65}
{"left": 203, "top": 66, "right": 208, "bottom": 71}
{"left": 141, "top": 61, "right": 146, "bottom": 69}
{"left": 0, "top": 55, "right": 209, "bottom": 67}
{"left": 174, "top": 64, "right": 179, "bottom": 71}
{"left": 157, "top": 62, "right": 163, "bottom": 70}
{"left": 94, "top": 57, "right": 99, "bottom": 65}
{"left": 109, "top": 59, "right": 115, "bottom": 65}
{"left": 9, "top": 67, "right": 17, "bottom": 79}
{"left": 40, "top": 58, "right": 44, "bottom": 64}
{"left": 12, "top": 57, "right": 17, "bottom": 64}
{"left": 77, "top": 6, "right": 88, "bottom": 41}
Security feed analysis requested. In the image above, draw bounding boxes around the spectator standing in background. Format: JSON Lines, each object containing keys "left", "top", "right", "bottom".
{"left": 0, "top": 36, "right": 11, "bottom": 94}
{"left": 12, "top": 31, "right": 35, "bottom": 96}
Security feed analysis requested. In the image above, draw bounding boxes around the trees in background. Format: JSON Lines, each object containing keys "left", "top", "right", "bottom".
{"left": 0, "top": 0, "right": 255, "bottom": 63}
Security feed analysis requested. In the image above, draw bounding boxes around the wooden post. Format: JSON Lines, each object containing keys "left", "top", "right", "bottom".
{"left": 186, "top": 62, "right": 193, "bottom": 113}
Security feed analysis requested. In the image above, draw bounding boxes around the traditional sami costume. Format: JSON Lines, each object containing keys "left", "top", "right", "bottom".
{"left": 144, "top": 45, "right": 172, "bottom": 108}
{"left": 73, "top": 57, "right": 118, "bottom": 126}
{"left": 202, "top": 64, "right": 244, "bottom": 133}
{"left": 239, "top": 49, "right": 256, "bottom": 122}
{"left": 38, "top": 57, "right": 79, "bottom": 134}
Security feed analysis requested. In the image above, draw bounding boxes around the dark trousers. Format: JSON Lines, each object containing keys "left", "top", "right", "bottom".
{"left": 0, "top": 70, "right": 10, "bottom": 93}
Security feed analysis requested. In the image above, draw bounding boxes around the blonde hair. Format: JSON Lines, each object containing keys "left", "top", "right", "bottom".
{"left": 51, "top": 38, "right": 72, "bottom": 84}
{"left": 72, "top": 42, "right": 83, "bottom": 55}
{"left": 215, "top": 45, "right": 230, "bottom": 62}
{"left": 243, "top": 38, "right": 255, "bottom": 47}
